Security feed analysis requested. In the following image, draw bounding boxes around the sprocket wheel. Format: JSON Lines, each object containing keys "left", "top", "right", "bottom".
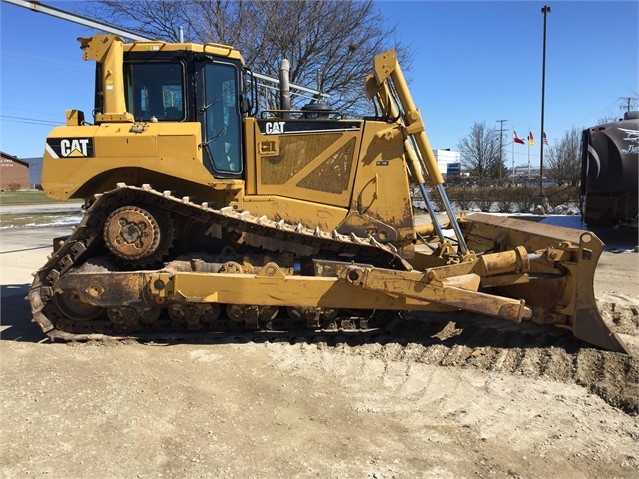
{"left": 103, "top": 205, "right": 173, "bottom": 266}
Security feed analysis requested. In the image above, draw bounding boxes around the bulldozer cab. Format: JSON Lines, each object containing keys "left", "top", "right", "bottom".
{"left": 121, "top": 53, "right": 243, "bottom": 178}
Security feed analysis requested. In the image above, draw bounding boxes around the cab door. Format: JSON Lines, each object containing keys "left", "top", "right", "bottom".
{"left": 196, "top": 59, "right": 243, "bottom": 178}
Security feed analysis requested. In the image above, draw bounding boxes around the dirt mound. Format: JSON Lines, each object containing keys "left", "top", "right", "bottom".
{"left": 597, "top": 293, "right": 639, "bottom": 335}
{"left": 273, "top": 314, "right": 638, "bottom": 415}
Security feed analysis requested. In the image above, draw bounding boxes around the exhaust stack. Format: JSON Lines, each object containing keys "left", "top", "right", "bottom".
{"left": 279, "top": 58, "right": 291, "bottom": 117}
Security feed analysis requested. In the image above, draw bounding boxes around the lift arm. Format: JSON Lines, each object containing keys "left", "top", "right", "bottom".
{"left": 367, "top": 50, "right": 469, "bottom": 255}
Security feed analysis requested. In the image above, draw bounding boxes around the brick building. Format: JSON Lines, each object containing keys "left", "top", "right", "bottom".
{"left": 0, "top": 152, "right": 31, "bottom": 191}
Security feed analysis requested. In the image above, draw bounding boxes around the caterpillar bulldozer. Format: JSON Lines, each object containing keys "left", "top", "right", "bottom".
{"left": 27, "top": 33, "right": 628, "bottom": 354}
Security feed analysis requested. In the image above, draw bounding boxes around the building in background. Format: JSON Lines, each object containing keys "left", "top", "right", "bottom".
{"left": 24, "top": 156, "right": 44, "bottom": 188}
{"left": 0, "top": 152, "right": 30, "bottom": 191}
{"left": 433, "top": 149, "right": 461, "bottom": 179}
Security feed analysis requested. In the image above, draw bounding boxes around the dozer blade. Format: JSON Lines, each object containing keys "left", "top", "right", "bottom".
{"left": 459, "top": 212, "right": 629, "bottom": 354}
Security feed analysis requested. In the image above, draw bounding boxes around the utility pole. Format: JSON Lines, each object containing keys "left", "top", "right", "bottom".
{"left": 496, "top": 119, "right": 507, "bottom": 181}
{"left": 619, "top": 97, "right": 639, "bottom": 113}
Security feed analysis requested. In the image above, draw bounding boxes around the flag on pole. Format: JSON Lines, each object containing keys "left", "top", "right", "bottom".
{"left": 528, "top": 132, "right": 534, "bottom": 146}
{"left": 513, "top": 131, "right": 525, "bottom": 144}
{"left": 543, "top": 132, "right": 549, "bottom": 145}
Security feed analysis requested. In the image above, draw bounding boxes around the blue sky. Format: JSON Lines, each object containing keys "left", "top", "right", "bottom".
{"left": 1, "top": 0, "right": 637, "bottom": 170}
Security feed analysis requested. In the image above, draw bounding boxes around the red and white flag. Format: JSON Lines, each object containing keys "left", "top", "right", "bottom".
{"left": 513, "top": 131, "right": 525, "bottom": 145}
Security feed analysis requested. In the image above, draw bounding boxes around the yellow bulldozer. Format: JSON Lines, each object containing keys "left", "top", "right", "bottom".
{"left": 27, "top": 33, "right": 628, "bottom": 353}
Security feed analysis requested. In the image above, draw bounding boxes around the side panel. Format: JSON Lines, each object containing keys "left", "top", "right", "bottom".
{"left": 42, "top": 122, "right": 229, "bottom": 200}
{"left": 242, "top": 118, "right": 415, "bottom": 244}
{"left": 254, "top": 119, "right": 362, "bottom": 208}
{"left": 340, "top": 121, "right": 415, "bottom": 242}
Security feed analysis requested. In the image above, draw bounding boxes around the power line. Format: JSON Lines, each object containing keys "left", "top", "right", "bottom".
{"left": 1, "top": 106, "right": 60, "bottom": 118}
{"left": 0, "top": 115, "right": 61, "bottom": 126}
{"left": 0, "top": 50, "right": 89, "bottom": 72}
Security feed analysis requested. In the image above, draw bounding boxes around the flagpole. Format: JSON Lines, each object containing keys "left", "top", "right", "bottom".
{"left": 527, "top": 140, "right": 531, "bottom": 182}
{"left": 527, "top": 130, "right": 533, "bottom": 184}
{"left": 511, "top": 133, "right": 515, "bottom": 185}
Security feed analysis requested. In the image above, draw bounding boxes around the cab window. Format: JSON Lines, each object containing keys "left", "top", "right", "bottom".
{"left": 124, "top": 62, "right": 185, "bottom": 121}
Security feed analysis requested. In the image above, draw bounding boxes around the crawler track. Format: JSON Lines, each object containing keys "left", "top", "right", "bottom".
{"left": 29, "top": 183, "right": 411, "bottom": 341}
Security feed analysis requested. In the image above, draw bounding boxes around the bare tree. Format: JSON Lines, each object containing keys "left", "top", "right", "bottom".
{"left": 457, "top": 122, "right": 505, "bottom": 179}
{"left": 545, "top": 127, "right": 581, "bottom": 186}
{"left": 597, "top": 113, "right": 624, "bottom": 125}
{"left": 79, "top": 0, "right": 412, "bottom": 116}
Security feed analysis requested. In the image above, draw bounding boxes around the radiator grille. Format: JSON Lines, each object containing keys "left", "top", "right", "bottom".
{"left": 260, "top": 133, "right": 354, "bottom": 192}
{"left": 297, "top": 138, "right": 355, "bottom": 194}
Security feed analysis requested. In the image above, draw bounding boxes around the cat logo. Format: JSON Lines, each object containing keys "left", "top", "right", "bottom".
{"left": 45, "top": 138, "right": 94, "bottom": 158}
{"left": 265, "top": 121, "right": 285, "bottom": 135}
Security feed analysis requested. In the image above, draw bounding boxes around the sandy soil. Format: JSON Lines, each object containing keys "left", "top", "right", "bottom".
{"left": 1, "top": 211, "right": 637, "bottom": 479}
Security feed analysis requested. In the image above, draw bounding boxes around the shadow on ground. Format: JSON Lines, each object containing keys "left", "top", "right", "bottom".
{"left": 590, "top": 224, "right": 638, "bottom": 252}
{"left": 1, "top": 284, "right": 42, "bottom": 342}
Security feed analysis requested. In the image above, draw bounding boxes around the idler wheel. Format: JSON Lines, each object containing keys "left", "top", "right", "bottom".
{"left": 103, "top": 205, "right": 172, "bottom": 264}
{"left": 53, "top": 289, "right": 103, "bottom": 321}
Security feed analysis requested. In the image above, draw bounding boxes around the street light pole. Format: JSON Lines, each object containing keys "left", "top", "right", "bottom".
{"left": 539, "top": 5, "right": 551, "bottom": 198}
